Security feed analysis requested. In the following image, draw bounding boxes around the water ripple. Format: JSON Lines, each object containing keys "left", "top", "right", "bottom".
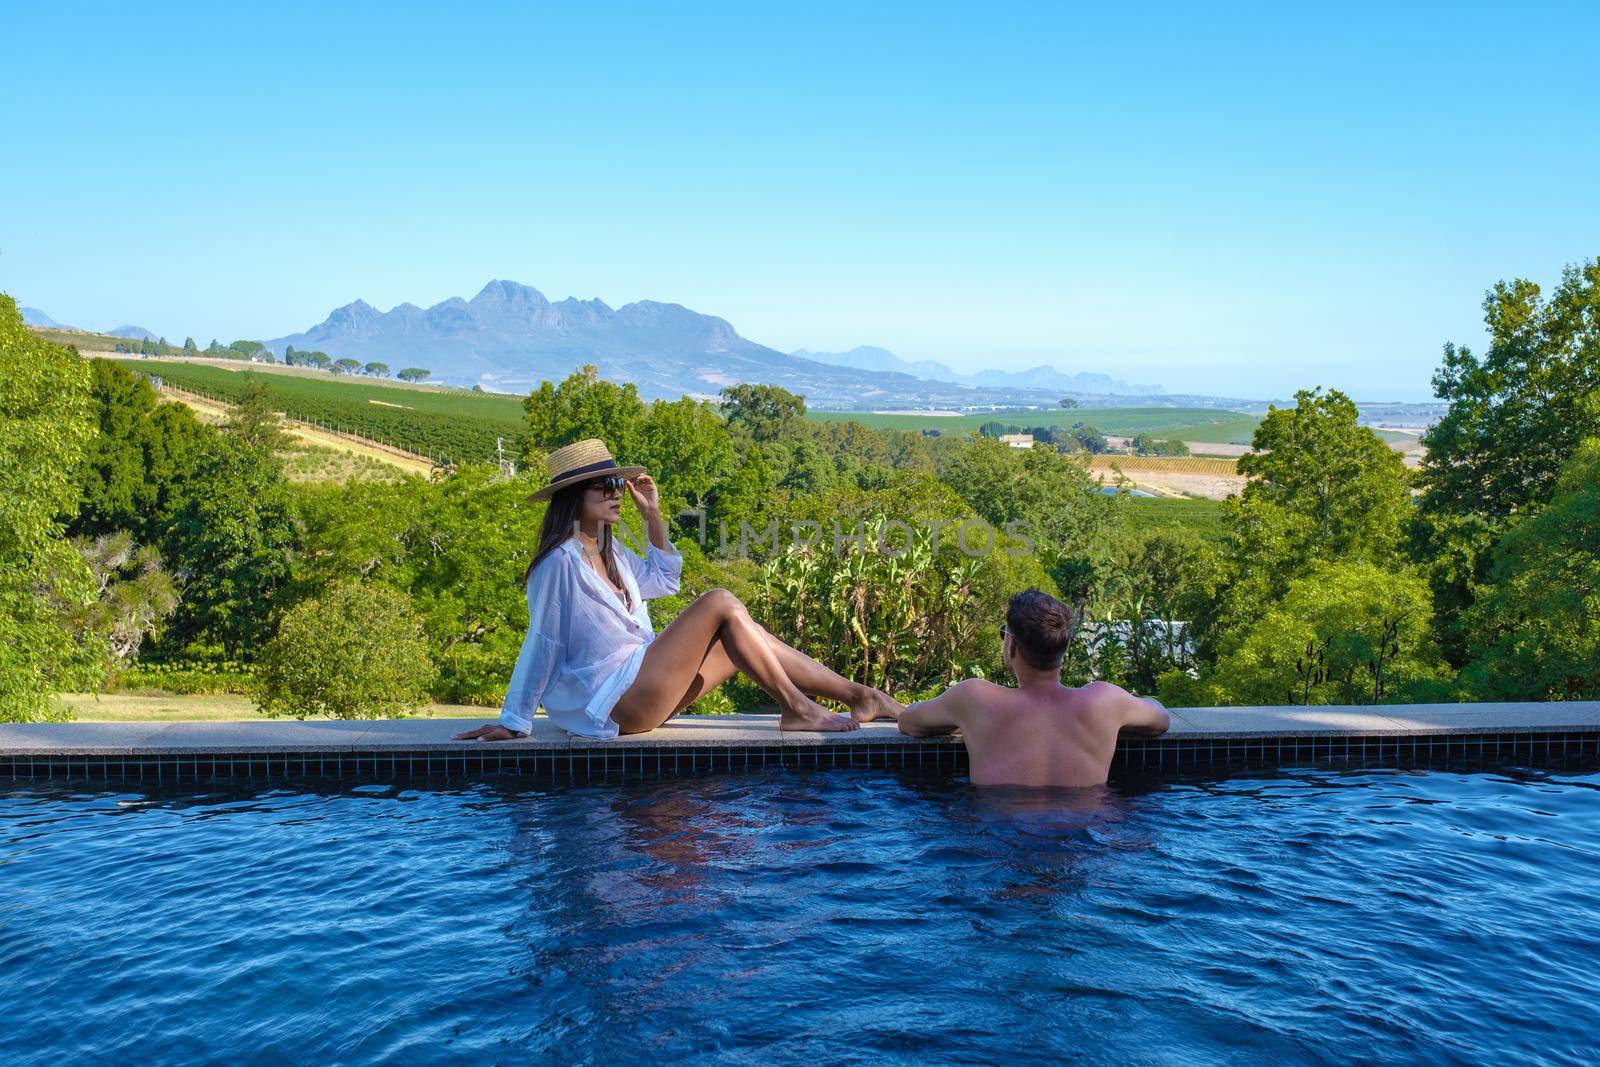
{"left": 3, "top": 768, "right": 1600, "bottom": 1065}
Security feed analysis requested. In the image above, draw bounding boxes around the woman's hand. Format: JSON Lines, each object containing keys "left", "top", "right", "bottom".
{"left": 451, "top": 723, "right": 526, "bottom": 742}
{"left": 626, "top": 474, "right": 661, "bottom": 514}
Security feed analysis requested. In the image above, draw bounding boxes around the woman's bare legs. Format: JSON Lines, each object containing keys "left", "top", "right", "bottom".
{"left": 610, "top": 589, "right": 857, "bottom": 734}
{"left": 745, "top": 622, "right": 902, "bottom": 722}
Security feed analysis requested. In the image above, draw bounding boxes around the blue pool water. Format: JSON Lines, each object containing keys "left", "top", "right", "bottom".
{"left": 3, "top": 768, "right": 1598, "bottom": 1066}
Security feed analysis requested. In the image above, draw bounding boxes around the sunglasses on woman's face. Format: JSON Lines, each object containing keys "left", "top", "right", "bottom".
{"left": 586, "top": 476, "right": 628, "bottom": 496}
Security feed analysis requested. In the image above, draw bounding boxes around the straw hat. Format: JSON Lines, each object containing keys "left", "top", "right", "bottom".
{"left": 527, "top": 439, "right": 646, "bottom": 502}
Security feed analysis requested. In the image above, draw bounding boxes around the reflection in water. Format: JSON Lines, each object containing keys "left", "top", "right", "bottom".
{"left": 5, "top": 768, "right": 1600, "bottom": 1065}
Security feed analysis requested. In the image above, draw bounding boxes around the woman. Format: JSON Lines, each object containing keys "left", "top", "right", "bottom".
{"left": 454, "top": 439, "right": 902, "bottom": 742}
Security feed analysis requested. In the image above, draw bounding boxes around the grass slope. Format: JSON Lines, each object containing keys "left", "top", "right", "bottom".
{"left": 1118, "top": 496, "right": 1228, "bottom": 542}
{"left": 114, "top": 359, "right": 526, "bottom": 464}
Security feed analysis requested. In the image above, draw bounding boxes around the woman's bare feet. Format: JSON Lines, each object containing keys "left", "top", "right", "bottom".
{"left": 780, "top": 696, "right": 860, "bottom": 732}
{"left": 848, "top": 687, "right": 905, "bottom": 724}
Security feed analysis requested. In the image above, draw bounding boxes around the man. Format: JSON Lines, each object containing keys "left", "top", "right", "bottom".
{"left": 898, "top": 589, "right": 1170, "bottom": 787}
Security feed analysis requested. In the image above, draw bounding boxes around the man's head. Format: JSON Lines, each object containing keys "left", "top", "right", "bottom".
{"left": 1003, "top": 589, "right": 1076, "bottom": 675}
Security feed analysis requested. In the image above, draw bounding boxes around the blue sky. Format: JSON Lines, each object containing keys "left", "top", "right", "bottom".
{"left": 4, "top": 1, "right": 1596, "bottom": 401}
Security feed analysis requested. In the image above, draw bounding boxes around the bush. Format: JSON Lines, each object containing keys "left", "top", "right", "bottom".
{"left": 255, "top": 582, "right": 437, "bottom": 719}
{"left": 114, "top": 660, "right": 256, "bottom": 695}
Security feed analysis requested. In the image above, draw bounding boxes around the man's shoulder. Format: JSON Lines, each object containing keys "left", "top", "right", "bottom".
{"left": 949, "top": 677, "right": 1005, "bottom": 702}
{"left": 1076, "top": 679, "right": 1133, "bottom": 703}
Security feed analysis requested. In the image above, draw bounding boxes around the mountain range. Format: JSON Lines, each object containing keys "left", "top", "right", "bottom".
{"left": 22, "top": 283, "right": 1171, "bottom": 408}
{"left": 20, "top": 307, "right": 157, "bottom": 341}
{"left": 791, "top": 346, "right": 1162, "bottom": 396}
{"left": 266, "top": 280, "right": 1163, "bottom": 407}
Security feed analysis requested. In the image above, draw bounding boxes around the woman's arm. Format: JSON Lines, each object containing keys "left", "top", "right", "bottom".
{"left": 621, "top": 474, "right": 682, "bottom": 598}
{"left": 454, "top": 556, "right": 567, "bottom": 741}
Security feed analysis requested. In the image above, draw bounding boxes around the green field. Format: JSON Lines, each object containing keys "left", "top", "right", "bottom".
{"left": 808, "top": 406, "right": 1262, "bottom": 444}
{"left": 115, "top": 359, "right": 527, "bottom": 464}
{"left": 1118, "top": 495, "right": 1227, "bottom": 542}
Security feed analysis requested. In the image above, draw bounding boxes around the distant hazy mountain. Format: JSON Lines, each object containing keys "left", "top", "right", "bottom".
{"left": 267, "top": 280, "right": 1073, "bottom": 407}
{"left": 791, "top": 346, "right": 964, "bottom": 383}
{"left": 795, "top": 346, "right": 1163, "bottom": 396}
{"left": 21, "top": 307, "right": 67, "bottom": 328}
{"left": 107, "top": 325, "right": 158, "bottom": 341}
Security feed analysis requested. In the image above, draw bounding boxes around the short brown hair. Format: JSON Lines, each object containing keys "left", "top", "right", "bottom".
{"left": 1005, "top": 589, "right": 1075, "bottom": 671}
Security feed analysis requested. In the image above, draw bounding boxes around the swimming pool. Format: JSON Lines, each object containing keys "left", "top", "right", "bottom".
{"left": 3, "top": 768, "right": 1596, "bottom": 1065}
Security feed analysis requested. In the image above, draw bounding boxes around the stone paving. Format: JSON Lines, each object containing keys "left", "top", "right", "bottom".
{"left": 3, "top": 702, "right": 1598, "bottom": 756}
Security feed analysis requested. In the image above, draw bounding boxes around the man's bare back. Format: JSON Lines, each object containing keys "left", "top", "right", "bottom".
{"left": 900, "top": 678, "right": 1171, "bottom": 788}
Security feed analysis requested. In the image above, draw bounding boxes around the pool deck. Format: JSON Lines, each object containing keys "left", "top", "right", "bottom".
{"left": 3, "top": 702, "right": 1598, "bottom": 782}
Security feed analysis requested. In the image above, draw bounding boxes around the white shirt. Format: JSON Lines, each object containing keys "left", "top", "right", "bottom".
{"left": 498, "top": 536, "right": 683, "bottom": 739}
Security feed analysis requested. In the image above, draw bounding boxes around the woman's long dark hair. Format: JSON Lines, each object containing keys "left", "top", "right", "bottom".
{"left": 522, "top": 483, "right": 633, "bottom": 610}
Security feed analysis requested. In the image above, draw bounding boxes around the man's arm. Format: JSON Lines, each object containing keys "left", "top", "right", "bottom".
{"left": 898, "top": 680, "right": 983, "bottom": 738}
{"left": 1116, "top": 687, "right": 1171, "bottom": 736}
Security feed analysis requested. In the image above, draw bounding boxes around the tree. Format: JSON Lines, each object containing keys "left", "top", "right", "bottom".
{"left": 333, "top": 357, "right": 361, "bottom": 375}
{"left": 230, "top": 340, "right": 265, "bottom": 357}
{"left": 1461, "top": 439, "right": 1600, "bottom": 700}
{"left": 719, "top": 383, "right": 806, "bottom": 443}
{"left": 1421, "top": 259, "right": 1600, "bottom": 524}
{"left": 521, "top": 364, "right": 645, "bottom": 462}
{"left": 940, "top": 434, "right": 1114, "bottom": 556}
{"left": 1166, "top": 561, "right": 1449, "bottom": 708}
{"left": 1414, "top": 259, "right": 1600, "bottom": 662}
{"left": 632, "top": 396, "right": 736, "bottom": 518}
{"left": 71, "top": 359, "right": 212, "bottom": 543}
{"left": 1060, "top": 397, "right": 1079, "bottom": 409}
{"left": 183, "top": 337, "right": 198, "bottom": 353}
{"left": 159, "top": 433, "right": 296, "bottom": 659}
{"left": 284, "top": 345, "right": 297, "bottom": 364}
{"left": 0, "top": 295, "right": 99, "bottom": 721}
{"left": 64, "top": 531, "right": 179, "bottom": 682}
{"left": 223, "top": 375, "right": 293, "bottom": 453}
{"left": 287, "top": 465, "right": 544, "bottom": 704}
{"left": 1068, "top": 424, "right": 1108, "bottom": 453}
{"left": 1201, "top": 388, "right": 1413, "bottom": 665}
{"left": 363, "top": 361, "right": 390, "bottom": 377}
{"left": 397, "top": 367, "right": 431, "bottom": 382}
{"left": 256, "top": 581, "right": 436, "bottom": 719}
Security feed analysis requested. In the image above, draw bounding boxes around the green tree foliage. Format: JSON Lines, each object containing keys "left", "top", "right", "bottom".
{"left": 290, "top": 465, "right": 545, "bottom": 704}
{"left": 751, "top": 476, "right": 1054, "bottom": 699}
{"left": 223, "top": 374, "right": 293, "bottom": 453}
{"left": 1414, "top": 258, "right": 1600, "bottom": 662}
{"left": 72, "top": 360, "right": 212, "bottom": 542}
{"left": 333, "top": 358, "right": 361, "bottom": 375}
{"left": 1209, "top": 389, "right": 1412, "bottom": 644}
{"left": 1165, "top": 561, "right": 1449, "bottom": 707}
{"left": 1078, "top": 527, "right": 1222, "bottom": 693}
{"left": 710, "top": 446, "right": 778, "bottom": 535}
{"left": 159, "top": 433, "right": 296, "bottom": 659}
{"left": 522, "top": 364, "right": 644, "bottom": 460}
{"left": 230, "top": 340, "right": 265, "bottom": 357}
{"left": 1461, "top": 440, "right": 1600, "bottom": 700}
{"left": 1060, "top": 397, "right": 1078, "bottom": 409}
{"left": 255, "top": 581, "right": 436, "bottom": 719}
{"left": 183, "top": 337, "right": 198, "bottom": 353}
{"left": 63, "top": 532, "right": 179, "bottom": 683}
{"left": 719, "top": 383, "right": 805, "bottom": 443}
{"left": 363, "top": 361, "right": 390, "bottom": 377}
{"left": 0, "top": 296, "right": 99, "bottom": 720}
{"left": 1421, "top": 260, "right": 1600, "bottom": 523}
{"left": 633, "top": 396, "right": 735, "bottom": 517}
{"left": 939, "top": 434, "right": 1115, "bottom": 556}
{"left": 397, "top": 367, "right": 431, "bottom": 381}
